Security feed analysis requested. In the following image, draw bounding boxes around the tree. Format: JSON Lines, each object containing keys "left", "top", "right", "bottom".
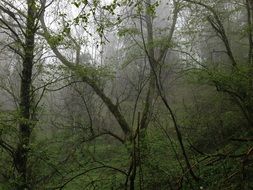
{"left": 0, "top": 0, "right": 48, "bottom": 188}
{"left": 0, "top": 0, "right": 252, "bottom": 189}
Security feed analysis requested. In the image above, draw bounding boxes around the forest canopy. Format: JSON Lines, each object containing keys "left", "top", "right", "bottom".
{"left": 0, "top": 0, "right": 253, "bottom": 189}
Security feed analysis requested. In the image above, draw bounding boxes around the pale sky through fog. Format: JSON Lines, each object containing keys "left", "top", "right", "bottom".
{"left": 44, "top": 0, "right": 113, "bottom": 64}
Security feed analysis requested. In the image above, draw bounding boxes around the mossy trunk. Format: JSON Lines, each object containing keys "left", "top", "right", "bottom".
{"left": 14, "top": 0, "right": 36, "bottom": 189}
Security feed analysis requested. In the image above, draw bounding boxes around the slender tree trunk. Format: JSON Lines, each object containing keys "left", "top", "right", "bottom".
{"left": 144, "top": 0, "right": 199, "bottom": 182}
{"left": 139, "top": 0, "right": 157, "bottom": 130}
{"left": 14, "top": 0, "right": 36, "bottom": 189}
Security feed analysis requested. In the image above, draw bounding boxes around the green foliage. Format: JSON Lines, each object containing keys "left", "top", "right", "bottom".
{"left": 72, "top": 0, "right": 88, "bottom": 8}
{"left": 117, "top": 27, "right": 140, "bottom": 37}
{"left": 74, "top": 64, "right": 116, "bottom": 80}
{"left": 47, "top": 34, "right": 64, "bottom": 47}
{"left": 1, "top": 0, "right": 253, "bottom": 189}
{"left": 146, "top": 1, "right": 160, "bottom": 16}
{"left": 148, "top": 36, "right": 175, "bottom": 50}
{"left": 73, "top": 13, "right": 90, "bottom": 26}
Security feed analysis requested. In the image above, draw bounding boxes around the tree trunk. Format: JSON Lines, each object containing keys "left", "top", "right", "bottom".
{"left": 14, "top": 0, "right": 36, "bottom": 189}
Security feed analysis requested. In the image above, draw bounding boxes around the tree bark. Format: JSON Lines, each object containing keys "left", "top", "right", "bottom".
{"left": 14, "top": 0, "right": 36, "bottom": 189}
